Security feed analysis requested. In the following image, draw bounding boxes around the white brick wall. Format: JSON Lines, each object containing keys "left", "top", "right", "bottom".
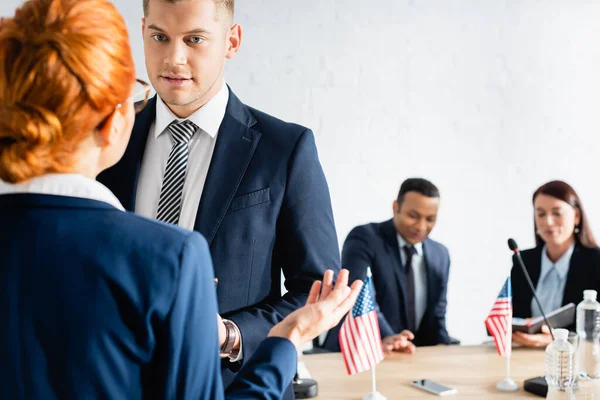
{"left": 228, "top": 1, "right": 600, "bottom": 346}
{"left": 4, "top": 0, "right": 600, "bottom": 345}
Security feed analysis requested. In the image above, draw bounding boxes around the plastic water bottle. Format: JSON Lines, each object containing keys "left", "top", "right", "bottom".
{"left": 577, "top": 290, "right": 600, "bottom": 379}
{"left": 545, "top": 328, "right": 576, "bottom": 399}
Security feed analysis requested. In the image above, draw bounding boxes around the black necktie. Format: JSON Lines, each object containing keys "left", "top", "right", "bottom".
{"left": 403, "top": 244, "right": 417, "bottom": 332}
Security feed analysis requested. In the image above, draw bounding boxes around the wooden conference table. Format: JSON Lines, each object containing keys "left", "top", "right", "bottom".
{"left": 301, "top": 344, "right": 547, "bottom": 399}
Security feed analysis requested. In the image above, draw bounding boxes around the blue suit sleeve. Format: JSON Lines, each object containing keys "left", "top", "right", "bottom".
{"left": 149, "top": 232, "right": 297, "bottom": 399}
{"left": 226, "top": 338, "right": 297, "bottom": 399}
{"left": 147, "top": 232, "right": 225, "bottom": 399}
{"left": 226, "top": 129, "right": 341, "bottom": 364}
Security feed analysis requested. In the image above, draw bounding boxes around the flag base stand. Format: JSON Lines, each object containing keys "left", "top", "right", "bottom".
{"left": 496, "top": 378, "right": 519, "bottom": 391}
{"left": 362, "top": 391, "right": 387, "bottom": 400}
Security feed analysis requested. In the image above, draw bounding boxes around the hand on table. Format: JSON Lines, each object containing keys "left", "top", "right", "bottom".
{"left": 382, "top": 330, "right": 416, "bottom": 355}
{"left": 512, "top": 324, "right": 553, "bottom": 348}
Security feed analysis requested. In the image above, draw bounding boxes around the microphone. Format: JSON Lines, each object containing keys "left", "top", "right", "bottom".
{"left": 507, "top": 238, "right": 555, "bottom": 341}
{"left": 508, "top": 238, "right": 553, "bottom": 398}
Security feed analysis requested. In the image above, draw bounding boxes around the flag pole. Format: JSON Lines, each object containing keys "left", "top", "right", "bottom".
{"left": 506, "top": 326, "right": 512, "bottom": 381}
{"left": 496, "top": 281, "right": 518, "bottom": 392}
{"left": 496, "top": 327, "right": 517, "bottom": 391}
{"left": 372, "top": 363, "right": 377, "bottom": 393}
{"left": 361, "top": 267, "right": 387, "bottom": 400}
{"left": 506, "top": 316, "right": 511, "bottom": 381}
{"left": 369, "top": 267, "right": 377, "bottom": 395}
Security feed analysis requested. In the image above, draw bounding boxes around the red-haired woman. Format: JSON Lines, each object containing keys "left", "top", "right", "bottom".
{"left": 0, "top": 1, "right": 361, "bottom": 398}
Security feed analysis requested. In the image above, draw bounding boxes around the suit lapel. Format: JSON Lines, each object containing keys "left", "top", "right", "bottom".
{"left": 519, "top": 247, "right": 542, "bottom": 317}
{"left": 116, "top": 97, "right": 156, "bottom": 210}
{"left": 380, "top": 219, "right": 410, "bottom": 323}
{"left": 193, "top": 89, "right": 261, "bottom": 245}
{"left": 422, "top": 239, "right": 439, "bottom": 316}
{"left": 527, "top": 248, "right": 543, "bottom": 294}
{"left": 563, "top": 244, "right": 583, "bottom": 306}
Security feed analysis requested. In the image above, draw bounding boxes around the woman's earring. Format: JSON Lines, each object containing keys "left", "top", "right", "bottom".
{"left": 575, "top": 227, "right": 580, "bottom": 234}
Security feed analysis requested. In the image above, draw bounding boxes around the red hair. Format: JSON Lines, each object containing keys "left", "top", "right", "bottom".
{"left": 0, "top": 0, "right": 135, "bottom": 182}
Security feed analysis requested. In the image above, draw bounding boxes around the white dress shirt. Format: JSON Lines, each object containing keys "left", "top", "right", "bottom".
{"left": 531, "top": 244, "right": 574, "bottom": 318}
{"left": 0, "top": 174, "right": 124, "bottom": 210}
{"left": 135, "top": 81, "right": 229, "bottom": 231}
{"left": 397, "top": 234, "right": 428, "bottom": 331}
{"left": 134, "top": 82, "right": 243, "bottom": 361}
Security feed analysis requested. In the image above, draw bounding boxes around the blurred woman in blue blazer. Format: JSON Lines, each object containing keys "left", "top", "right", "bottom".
{"left": 511, "top": 180, "right": 600, "bottom": 348}
{"left": 0, "top": 1, "right": 361, "bottom": 398}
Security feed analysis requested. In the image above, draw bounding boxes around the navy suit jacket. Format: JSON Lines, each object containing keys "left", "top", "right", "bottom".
{"left": 98, "top": 88, "right": 340, "bottom": 394}
{"left": 325, "top": 219, "right": 451, "bottom": 351}
{"left": 0, "top": 193, "right": 297, "bottom": 399}
{"left": 511, "top": 243, "right": 600, "bottom": 331}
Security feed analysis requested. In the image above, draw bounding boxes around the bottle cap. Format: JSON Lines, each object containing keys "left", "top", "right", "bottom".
{"left": 584, "top": 290, "right": 598, "bottom": 301}
{"left": 554, "top": 328, "right": 569, "bottom": 341}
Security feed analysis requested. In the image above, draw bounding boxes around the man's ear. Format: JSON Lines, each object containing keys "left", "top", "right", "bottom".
{"left": 393, "top": 200, "right": 400, "bottom": 215}
{"left": 226, "top": 24, "right": 242, "bottom": 59}
{"left": 141, "top": 17, "right": 146, "bottom": 38}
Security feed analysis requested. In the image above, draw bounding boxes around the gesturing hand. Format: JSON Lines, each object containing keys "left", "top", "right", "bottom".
{"left": 268, "top": 269, "right": 363, "bottom": 350}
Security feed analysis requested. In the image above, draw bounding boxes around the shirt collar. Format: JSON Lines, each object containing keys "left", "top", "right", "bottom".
{"left": 154, "top": 80, "right": 229, "bottom": 140}
{"left": 397, "top": 233, "right": 424, "bottom": 256}
{"left": 540, "top": 243, "right": 575, "bottom": 281}
{"left": 0, "top": 174, "right": 125, "bottom": 211}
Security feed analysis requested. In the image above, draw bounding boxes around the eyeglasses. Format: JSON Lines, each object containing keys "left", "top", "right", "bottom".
{"left": 116, "top": 78, "right": 151, "bottom": 114}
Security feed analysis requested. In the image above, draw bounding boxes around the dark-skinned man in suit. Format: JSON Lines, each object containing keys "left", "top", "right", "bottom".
{"left": 325, "top": 178, "right": 453, "bottom": 353}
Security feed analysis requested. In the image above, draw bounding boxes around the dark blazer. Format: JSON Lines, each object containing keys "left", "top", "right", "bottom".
{"left": 511, "top": 243, "right": 600, "bottom": 331}
{"left": 0, "top": 193, "right": 297, "bottom": 400}
{"left": 97, "top": 88, "right": 340, "bottom": 394}
{"left": 324, "top": 219, "right": 451, "bottom": 351}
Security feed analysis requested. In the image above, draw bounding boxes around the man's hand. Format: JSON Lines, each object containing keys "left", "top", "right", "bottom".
{"left": 268, "top": 269, "right": 363, "bottom": 351}
{"left": 217, "top": 314, "right": 226, "bottom": 347}
{"left": 512, "top": 324, "right": 553, "bottom": 348}
{"left": 217, "top": 314, "right": 241, "bottom": 351}
{"left": 382, "top": 330, "right": 416, "bottom": 354}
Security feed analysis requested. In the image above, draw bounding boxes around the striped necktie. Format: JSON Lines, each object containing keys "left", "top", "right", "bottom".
{"left": 156, "top": 120, "right": 198, "bottom": 225}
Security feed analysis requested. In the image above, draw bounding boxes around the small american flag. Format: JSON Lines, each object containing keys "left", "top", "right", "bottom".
{"left": 339, "top": 269, "right": 384, "bottom": 375}
{"left": 485, "top": 278, "right": 513, "bottom": 356}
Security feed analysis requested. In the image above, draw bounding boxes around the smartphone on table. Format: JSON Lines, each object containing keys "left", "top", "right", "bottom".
{"left": 411, "top": 379, "right": 457, "bottom": 396}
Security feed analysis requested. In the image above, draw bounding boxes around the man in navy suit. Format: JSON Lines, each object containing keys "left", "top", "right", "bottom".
{"left": 97, "top": 0, "right": 340, "bottom": 395}
{"left": 324, "top": 178, "right": 453, "bottom": 352}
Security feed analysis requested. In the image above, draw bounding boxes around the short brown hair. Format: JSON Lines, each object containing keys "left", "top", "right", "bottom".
{"left": 143, "top": 0, "right": 234, "bottom": 20}
{"left": 0, "top": 0, "right": 135, "bottom": 183}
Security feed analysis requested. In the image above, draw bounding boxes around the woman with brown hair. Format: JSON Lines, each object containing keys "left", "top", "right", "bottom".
{"left": 511, "top": 180, "right": 600, "bottom": 348}
{"left": 0, "top": 0, "right": 361, "bottom": 398}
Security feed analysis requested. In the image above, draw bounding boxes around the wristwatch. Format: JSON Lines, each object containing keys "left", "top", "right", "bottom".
{"left": 220, "top": 319, "right": 238, "bottom": 358}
